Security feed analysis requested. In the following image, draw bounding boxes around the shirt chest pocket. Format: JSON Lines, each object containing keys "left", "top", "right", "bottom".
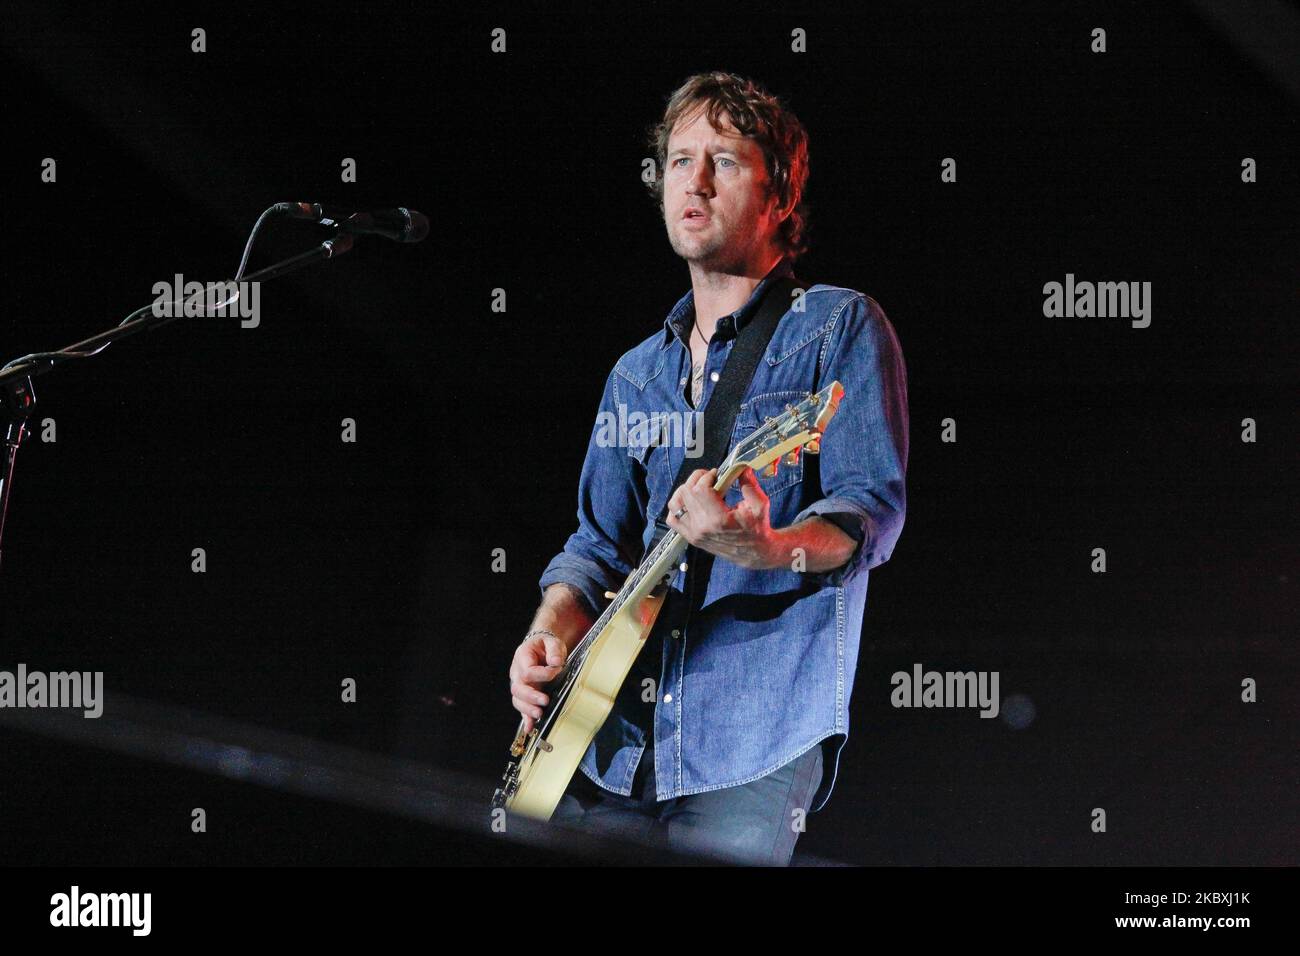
{"left": 626, "top": 421, "right": 672, "bottom": 523}
{"left": 725, "top": 389, "right": 808, "bottom": 503}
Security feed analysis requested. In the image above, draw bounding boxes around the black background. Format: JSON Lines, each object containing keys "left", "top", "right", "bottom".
{"left": 1, "top": 0, "right": 1295, "bottom": 866}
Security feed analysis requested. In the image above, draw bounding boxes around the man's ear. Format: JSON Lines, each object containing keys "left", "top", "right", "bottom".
{"left": 772, "top": 190, "right": 795, "bottom": 224}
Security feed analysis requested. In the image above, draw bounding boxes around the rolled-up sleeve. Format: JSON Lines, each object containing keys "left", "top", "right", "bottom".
{"left": 538, "top": 366, "right": 648, "bottom": 615}
{"left": 793, "top": 294, "right": 909, "bottom": 588}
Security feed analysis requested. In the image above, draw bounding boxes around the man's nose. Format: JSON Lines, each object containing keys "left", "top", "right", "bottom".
{"left": 686, "top": 162, "right": 713, "bottom": 194}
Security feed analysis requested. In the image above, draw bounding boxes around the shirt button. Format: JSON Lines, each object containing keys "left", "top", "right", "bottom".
{"left": 670, "top": 629, "right": 681, "bottom": 639}
{"left": 709, "top": 370, "right": 720, "bottom": 382}
{"left": 679, "top": 376, "right": 687, "bottom": 385}
{"left": 663, "top": 693, "right": 673, "bottom": 703}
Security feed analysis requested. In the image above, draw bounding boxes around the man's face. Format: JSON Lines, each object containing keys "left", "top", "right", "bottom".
{"left": 663, "top": 106, "right": 783, "bottom": 270}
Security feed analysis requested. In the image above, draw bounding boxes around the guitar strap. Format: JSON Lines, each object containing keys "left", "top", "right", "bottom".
{"left": 647, "top": 272, "right": 806, "bottom": 565}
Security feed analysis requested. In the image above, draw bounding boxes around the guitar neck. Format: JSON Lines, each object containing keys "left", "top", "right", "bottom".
{"left": 565, "top": 524, "right": 691, "bottom": 666}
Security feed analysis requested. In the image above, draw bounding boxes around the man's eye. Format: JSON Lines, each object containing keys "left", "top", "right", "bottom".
{"left": 670, "top": 156, "right": 733, "bottom": 168}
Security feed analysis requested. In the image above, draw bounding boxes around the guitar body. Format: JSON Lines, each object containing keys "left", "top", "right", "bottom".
{"left": 505, "top": 583, "right": 667, "bottom": 820}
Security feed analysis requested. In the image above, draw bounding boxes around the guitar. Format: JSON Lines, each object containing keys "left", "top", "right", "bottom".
{"left": 492, "top": 380, "right": 845, "bottom": 820}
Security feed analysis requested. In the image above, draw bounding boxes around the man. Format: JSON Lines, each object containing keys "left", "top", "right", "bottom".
{"left": 508, "top": 72, "right": 909, "bottom": 865}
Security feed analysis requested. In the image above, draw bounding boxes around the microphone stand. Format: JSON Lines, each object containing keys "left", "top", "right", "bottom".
{"left": 0, "top": 231, "right": 355, "bottom": 572}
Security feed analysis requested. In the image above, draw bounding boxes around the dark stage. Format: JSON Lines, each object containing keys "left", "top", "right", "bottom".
{"left": 0, "top": 0, "right": 1295, "bottom": 892}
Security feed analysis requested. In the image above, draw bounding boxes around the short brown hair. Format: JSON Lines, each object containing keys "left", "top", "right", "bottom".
{"left": 645, "top": 71, "right": 811, "bottom": 260}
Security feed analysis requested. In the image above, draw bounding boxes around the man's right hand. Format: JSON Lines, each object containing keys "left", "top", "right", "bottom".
{"left": 509, "top": 631, "right": 568, "bottom": 733}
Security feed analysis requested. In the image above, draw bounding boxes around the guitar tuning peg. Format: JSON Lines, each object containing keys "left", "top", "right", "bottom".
{"left": 804, "top": 438, "right": 821, "bottom": 455}
{"left": 762, "top": 460, "right": 778, "bottom": 478}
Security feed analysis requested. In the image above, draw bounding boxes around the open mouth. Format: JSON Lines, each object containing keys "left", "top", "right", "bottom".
{"left": 682, "top": 208, "right": 710, "bottom": 223}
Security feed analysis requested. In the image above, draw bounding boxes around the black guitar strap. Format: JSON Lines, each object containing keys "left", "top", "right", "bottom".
{"left": 648, "top": 272, "right": 805, "bottom": 559}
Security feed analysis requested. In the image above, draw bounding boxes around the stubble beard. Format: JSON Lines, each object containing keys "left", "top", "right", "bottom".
{"left": 667, "top": 213, "right": 750, "bottom": 273}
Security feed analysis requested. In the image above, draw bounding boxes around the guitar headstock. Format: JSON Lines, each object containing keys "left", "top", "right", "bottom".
{"left": 722, "top": 380, "right": 844, "bottom": 481}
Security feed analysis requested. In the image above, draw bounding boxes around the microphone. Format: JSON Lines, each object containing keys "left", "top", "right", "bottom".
{"left": 282, "top": 203, "right": 429, "bottom": 243}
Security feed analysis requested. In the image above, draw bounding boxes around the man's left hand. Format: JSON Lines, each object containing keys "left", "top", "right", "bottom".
{"left": 665, "top": 467, "right": 777, "bottom": 570}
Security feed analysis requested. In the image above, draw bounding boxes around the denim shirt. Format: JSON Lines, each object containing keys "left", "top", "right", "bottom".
{"left": 538, "top": 257, "right": 909, "bottom": 812}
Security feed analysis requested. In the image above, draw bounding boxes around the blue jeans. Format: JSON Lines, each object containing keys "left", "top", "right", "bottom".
{"left": 552, "top": 739, "right": 824, "bottom": 866}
